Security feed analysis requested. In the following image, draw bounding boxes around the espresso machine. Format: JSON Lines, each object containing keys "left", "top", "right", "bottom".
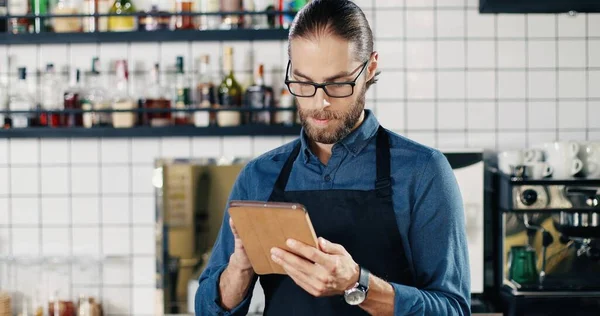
{"left": 493, "top": 169, "right": 600, "bottom": 315}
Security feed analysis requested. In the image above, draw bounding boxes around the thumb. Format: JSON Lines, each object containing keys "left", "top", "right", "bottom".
{"left": 318, "top": 237, "right": 346, "bottom": 255}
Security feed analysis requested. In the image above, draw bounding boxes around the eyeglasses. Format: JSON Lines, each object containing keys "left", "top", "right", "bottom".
{"left": 284, "top": 59, "right": 369, "bottom": 98}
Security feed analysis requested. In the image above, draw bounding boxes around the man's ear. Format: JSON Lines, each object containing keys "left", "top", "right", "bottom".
{"left": 366, "top": 51, "right": 379, "bottom": 82}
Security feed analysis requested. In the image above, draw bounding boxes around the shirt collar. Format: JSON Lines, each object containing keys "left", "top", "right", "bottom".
{"left": 299, "top": 109, "right": 380, "bottom": 164}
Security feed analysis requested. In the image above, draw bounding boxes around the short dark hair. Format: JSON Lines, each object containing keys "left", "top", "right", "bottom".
{"left": 288, "top": 0, "right": 380, "bottom": 88}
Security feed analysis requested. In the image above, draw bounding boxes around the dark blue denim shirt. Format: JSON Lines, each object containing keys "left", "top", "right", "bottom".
{"left": 195, "top": 109, "right": 471, "bottom": 315}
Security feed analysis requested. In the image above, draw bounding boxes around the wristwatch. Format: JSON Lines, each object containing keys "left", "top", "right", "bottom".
{"left": 344, "top": 266, "right": 370, "bottom": 305}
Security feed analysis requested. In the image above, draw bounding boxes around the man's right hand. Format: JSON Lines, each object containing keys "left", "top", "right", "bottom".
{"left": 228, "top": 217, "right": 254, "bottom": 272}
{"left": 218, "top": 217, "right": 256, "bottom": 311}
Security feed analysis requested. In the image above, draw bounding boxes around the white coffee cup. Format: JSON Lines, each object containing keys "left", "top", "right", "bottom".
{"left": 543, "top": 141, "right": 583, "bottom": 178}
{"left": 579, "top": 142, "right": 600, "bottom": 178}
{"left": 524, "top": 162, "right": 553, "bottom": 179}
{"left": 498, "top": 150, "right": 525, "bottom": 174}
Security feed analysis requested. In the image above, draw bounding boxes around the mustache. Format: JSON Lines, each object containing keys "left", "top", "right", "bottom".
{"left": 301, "top": 110, "right": 341, "bottom": 120}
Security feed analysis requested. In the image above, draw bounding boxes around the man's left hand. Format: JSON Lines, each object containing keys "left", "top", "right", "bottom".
{"left": 270, "top": 237, "right": 359, "bottom": 297}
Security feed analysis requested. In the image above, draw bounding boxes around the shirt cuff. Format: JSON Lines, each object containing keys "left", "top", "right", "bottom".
{"left": 203, "top": 265, "right": 255, "bottom": 316}
{"left": 390, "top": 282, "right": 423, "bottom": 315}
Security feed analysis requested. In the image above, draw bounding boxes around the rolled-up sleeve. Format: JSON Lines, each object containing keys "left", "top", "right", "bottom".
{"left": 195, "top": 166, "right": 257, "bottom": 316}
{"left": 393, "top": 151, "right": 471, "bottom": 315}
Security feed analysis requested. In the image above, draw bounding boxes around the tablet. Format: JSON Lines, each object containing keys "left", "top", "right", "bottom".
{"left": 228, "top": 200, "right": 319, "bottom": 275}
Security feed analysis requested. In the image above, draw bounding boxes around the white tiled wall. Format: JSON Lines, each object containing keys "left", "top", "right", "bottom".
{"left": 1, "top": 0, "right": 600, "bottom": 315}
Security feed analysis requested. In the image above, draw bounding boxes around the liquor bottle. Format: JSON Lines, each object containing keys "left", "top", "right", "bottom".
{"left": 8, "top": 68, "right": 35, "bottom": 128}
{"left": 111, "top": 60, "right": 136, "bottom": 128}
{"left": 221, "top": 0, "right": 242, "bottom": 29}
{"left": 31, "top": 0, "right": 50, "bottom": 33}
{"left": 8, "top": 0, "right": 28, "bottom": 34}
{"left": 141, "top": 63, "right": 171, "bottom": 127}
{"left": 252, "top": 0, "right": 271, "bottom": 29}
{"left": 173, "top": 56, "right": 191, "bottom": 125}
{"left": 217, "top": 46, "right": 242, "bottom": 126}
{"left": 81, "top": 57, "right": 111, "bottom": 127}
{"left": 198, "top": 0, "right": 219, "bottom": 30}
{"left": 245, "top": 64, "right": 273, "bottom": 124}
{"left": 82, "top": 0, "right": 111, "bottom": 32}
{"left": 39, "top": 63, "right": 64, "bottom": 127}
{"left": 194, "top": 55, "right": 216, "bottom": 127}
{"left": 175, "top": 0, "right": 195, "bottom": 30}
{"left": 108, "top": 0, "right": 136, "bottom": 32}
{"left": 276, "top": 87, "right": 295, "bottom": 125}
{"left": 63, "top": 68, "right": 83, "bottom": 127}
{"left": 52, "top": 0, "right": 82, "bottom": 33}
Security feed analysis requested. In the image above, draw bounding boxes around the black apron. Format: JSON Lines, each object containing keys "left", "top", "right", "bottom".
{"left": 259, "top": 126, "right": 414, "bottom": 315}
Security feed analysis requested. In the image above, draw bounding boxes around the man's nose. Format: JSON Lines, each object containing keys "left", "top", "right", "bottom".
{"left": 313, "top": 87, "right": 331, "bottom": 109}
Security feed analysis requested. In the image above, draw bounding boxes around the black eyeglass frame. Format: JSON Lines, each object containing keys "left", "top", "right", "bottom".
{"left": 284, "top": 59, "right": 370, "bottom": 98}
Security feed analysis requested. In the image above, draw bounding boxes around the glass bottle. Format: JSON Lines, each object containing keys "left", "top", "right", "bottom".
{"left": 31, "top": 0, "right": 50, "bottom": 33}
{"left": 217, "top": 46, "right": 242, "bottom": 126}
{"left": 9, "top": 0, "right": 29, "bottom": 34}
{"left": 194, "top": 54, "right": 216, "bottom": 127}
{"left": 198, "top": 0, "right": 219, "bottom": 30}
{"left": 108, "top": 0, "right": 136, "bottom": 32}
{"left": 277, "top": 87, "right": 295, "bottom": 125}
{"left": 52, "top": 0, "right": 82, "bottom": 33}
{"left": 220, "top": 0, "right": 242, "bottom": 29}
{"left": 173, "top": 56, "right": 191, "bottom": 125}
{"left": 245, "top": 63, "right": 273, "bottom": 124}
{"left": 174, "top": 0, "right": 194, "bottom": 30}
{"left": 8, "top": 67, "right": 35, "bottom": 128}
{"left": 63, "top": 68, "right": 83, "bottom": 127}
{"left": 111, "top": 60, "right": 136, "bottom": 128}
{"left": 40, "top": 63, "right": 64, "bottom": 127}
{"left": 81, "top": 57, "right": 111, "bottom": 127}
{"left": 141, "top": 63, "right": 171, "bottom": 127}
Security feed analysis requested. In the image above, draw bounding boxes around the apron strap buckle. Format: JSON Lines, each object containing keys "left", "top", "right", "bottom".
{"left": 375, "top": 177, "right": 392, "bottom": 198}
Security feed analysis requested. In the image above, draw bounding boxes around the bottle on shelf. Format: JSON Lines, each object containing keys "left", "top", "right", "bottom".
{"left": 8, "top": 67, "right": 35, "bottom": 128}
{"left": 52, "top": 0, "right": 82, "bottom": 32}
{"left": 138, "top": 5, "right": 170, "bottom": 31}
{"left": 242, "top": 0, "right": 254, "bottom": 29}
{"left": 39, "top": 63, "right": 64, "bottom": 127}
{"left": 220, "top": 0, "right": 243, "bottom": 29}
{"left": 141, "top": 63, "right": 171, "bottom": 127}
{"left": 63, "top": 68, "right": 83, "bottom": 127}
{"left": 217, "top": 46, "right": 242, "bottom": 126}
{"left": 82, "top": 0, "right": 111, "bottom": 32}
{"left": 81, "top": 57, "right": 111, "bottom": 127}
{"left": 194, "top": 54, "right": 217, "bottom": 127}
{"left": 198, "top": 0, "right": 219, "bottom": 30}
{"left": 31, "top": 0, "right": 50, "bottom": 33}
{"left": 173, "top": 56, "right": 191, "bottom": 125}
{"left": 252, "top": 0, "right": 272, "bottom": 29}
{"left": 174, "top": 0, "right": 195, "bottom": 30}
{"left": 0, "top": 0, "right": 7, "bottom": 33}
{"left": 111, "top": 60, "right": 136, "bottom": 128}
{"left": 108, "top": 0, "right": 137, "bottom": 32}
{"left": 245, "top": 63, "right": 274, "bottom": 124}
{"left": 276, "top": 87, "right": 296, "bottom": 125}
{"left": 8, "top": 0, "right": 29, "bottom": 34}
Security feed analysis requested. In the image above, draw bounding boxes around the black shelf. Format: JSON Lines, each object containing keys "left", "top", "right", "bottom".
{"left": 497, "top": 172, "right": 600, "bottom": 186}
{"left": 0, "top": 28, "right": 290, "bottom": 45}
{"left": 0, "top": 125, "right": 302, "bottom": 138}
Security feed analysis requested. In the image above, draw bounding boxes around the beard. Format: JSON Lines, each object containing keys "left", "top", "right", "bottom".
{"left": 298, "top": 85, "right": 367, "bottom": 144}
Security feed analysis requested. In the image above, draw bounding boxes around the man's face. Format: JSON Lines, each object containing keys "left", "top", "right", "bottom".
{"left": 288, "top": 35, "right": 375, "bottom": 144}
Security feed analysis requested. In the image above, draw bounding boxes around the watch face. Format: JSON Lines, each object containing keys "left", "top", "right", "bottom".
{"left": 344, "top": 289, "right": 366, "bottom": 305}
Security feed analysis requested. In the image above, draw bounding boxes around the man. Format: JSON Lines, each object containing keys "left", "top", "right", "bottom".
{"left": 195, "top": 0, "right": 471, "bottom": 315}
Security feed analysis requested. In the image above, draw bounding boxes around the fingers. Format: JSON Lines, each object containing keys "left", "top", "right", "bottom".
{"left": 229, "top": 217, "right": 240, "bottom": 238}
{"left": 285, "top": 239, "right": 332, "bottom": 268}
{"left": 318, "top": 237, "right": 347, "bottom": 256}
{"left": 283, "top": 260, "right": 327, "bottom": 297}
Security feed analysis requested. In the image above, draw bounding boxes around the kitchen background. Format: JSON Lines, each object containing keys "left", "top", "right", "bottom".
{"left": 1, "top": 0, "right": 600, "bottom": 315}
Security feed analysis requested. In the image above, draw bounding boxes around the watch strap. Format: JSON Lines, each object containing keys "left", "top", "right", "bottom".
{"left": 358, "top": 266, "right": 370, "bottom": 290}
